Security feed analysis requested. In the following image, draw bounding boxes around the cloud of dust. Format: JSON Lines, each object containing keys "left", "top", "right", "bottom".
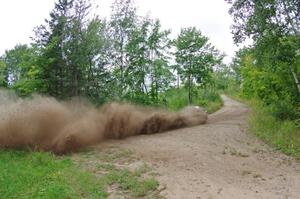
{"left": 0, "top": 90, "right": 207, "bottom": 154}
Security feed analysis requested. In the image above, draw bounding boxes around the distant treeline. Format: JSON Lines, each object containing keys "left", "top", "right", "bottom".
{"left": 0, "top": 0, "right": 225, "bottom": 106}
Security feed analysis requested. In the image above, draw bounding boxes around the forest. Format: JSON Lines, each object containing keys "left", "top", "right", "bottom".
{"left": 228, "top": 0, "right": 300, "bottom": 156}
{"left": 0, "top": 0, "right": 225, "bottom": 112}
{"left": 0, "top": 0, "right": 299, "bottom": 153}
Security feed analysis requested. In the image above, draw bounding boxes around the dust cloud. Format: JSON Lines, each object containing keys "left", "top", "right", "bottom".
{"left": 0, "top": 90, "right": 207, "bottom": 154}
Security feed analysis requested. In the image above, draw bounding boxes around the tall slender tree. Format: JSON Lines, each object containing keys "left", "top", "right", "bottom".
{"left": 174, "top": 27, "right": 222, "bottom": 104}
{"left": 34, "top": 0, "right": 74, "bottom": 97}
{"left": 0, "top": 57, "right": 8, "bottom": 87}
{"left": 110, "top": 0, "right": 137, "bottom": 96}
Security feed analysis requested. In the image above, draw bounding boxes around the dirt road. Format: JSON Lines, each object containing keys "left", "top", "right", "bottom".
{"left": 97, "top": 95, "right": 300, "bottom": 198}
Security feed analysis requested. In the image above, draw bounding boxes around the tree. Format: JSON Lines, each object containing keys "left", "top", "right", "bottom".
{"left": 34, "top": 0, "right": 75, "bottom": 97}
{"left": 227, "top": 0, "right": 299, "bottom": 43}
{"left": 147, "top": 20, "right": 173, "bottom": 103}
{"left": 227, "top": 0, "right": 300, "bottom": 119}
{"left": 174, "top": 27, "right": 222, "bottom": 104}
{"left": 0, "top": 58, "right": 8, "bottom": 87}
{"left": 149, "top": 59, "right": 174, "bottom": 103}
{"left": 80, "top": 18, "right": 113, "bottom": 102}
{"left": 227, "top": 0, "right": 300, "bottom": 95}
{"left": 124, "top": 18, "right": 173, "bottom": 103}
{"left": 34, "top": 0, "right": 110, "bottom": 99}
{"left": 230, "top": 48, "right": 252, "bottom": 83}
{"left": 1, "top": 44, "right": 44, "bottom": 96}
{"left": 110, "top": 0, "right": 137, "bottom": 96}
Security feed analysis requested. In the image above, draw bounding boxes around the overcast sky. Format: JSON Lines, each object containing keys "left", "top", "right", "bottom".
{"left": 0, "top": 0, "right": 239, "bottom": 63}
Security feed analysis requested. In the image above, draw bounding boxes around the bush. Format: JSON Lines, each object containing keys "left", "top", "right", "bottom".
{"left": 269, "top": 100, "right": 299, "bottom": 120}
{"left": 161, "top": 87, "right": 223, "bottom": 113}
{"left": 249, "top": 100, "right": 300, "bottom": 157}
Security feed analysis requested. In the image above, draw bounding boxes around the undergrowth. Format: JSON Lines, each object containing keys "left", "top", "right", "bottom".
{"left": 249, "top": 100, "right": 300, "bottom": 158}
{"left": 162, "top": 87, "right": 223, "bottom": 113}
{"left": 0, "top": 148, "right": 161, "bottom": 199}
{"left": 0, "top": 149, "right": 107, "bottom": 199}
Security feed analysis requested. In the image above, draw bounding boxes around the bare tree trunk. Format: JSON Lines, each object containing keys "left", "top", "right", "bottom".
{"left": 143, "top": 81, "right": 148, "bottom": 96}
{"left": 281, "top": 1, "right": 300, "bottom": 96}
{"left": 290, "top": 66, "right": 300, "bottom": 94}
{"left": 188, "top": 75, "right": 192, "bottom": 104}
{"left": 120, "top": 34, "right": 125, "bottom": 96}
{"left": 177, "top": 72, "right": 180, "bottom": 89}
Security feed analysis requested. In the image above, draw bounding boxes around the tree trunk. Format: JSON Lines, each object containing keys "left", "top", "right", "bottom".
{"left": 177, "top": 72, "right": 180, "bottom": 89}
{"left": 188, "top": 75, "right": 192, "bottom": 104}
{"left": 70, "top": 65, "right": 79, "bottom": 97}
{"left": 155, "top": 79, "right": 158, "bottom": 103}
{"left": 282, "top": 1, "right": 300, "bottom": 96}
{"left": 120, "top": 35, "right": 125, "bottom": 96}
{"left": 290, "top": 66, "right": 300, "bottom": 95}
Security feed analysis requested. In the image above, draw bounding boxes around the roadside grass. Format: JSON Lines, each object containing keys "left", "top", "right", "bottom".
{"left": 224, "top": 85, "right": 300, "bottom": 158}
{"left": 249, "top": 100, "right": 300, "bottom": 158}
{"left": 73, "top": 146, "right": 162, "bottom": 198}
{"left": 0, "top": 147, "right": 162, "bottom": 199}
{"left": 0, "top": 149, "right": 108, "bottom": 199}
{"left": 163, "top": 87, "right": 223, "bottom": 113}
{"left": 165, "top": 84, "right": 300, "bottom": 158}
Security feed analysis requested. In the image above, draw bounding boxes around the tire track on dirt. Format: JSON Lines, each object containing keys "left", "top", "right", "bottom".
{"left": 93, "top": 95, "right": 300, "bottom": 199}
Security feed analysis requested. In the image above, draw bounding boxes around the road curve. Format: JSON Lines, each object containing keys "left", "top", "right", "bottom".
{"left": 96, "top": 95, "right": 300, "bottom": 198}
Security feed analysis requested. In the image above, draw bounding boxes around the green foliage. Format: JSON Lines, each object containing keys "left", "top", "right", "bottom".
{"left": 110, "top": 0, "right": 138, "bottom": 97}
{"left": 227, "top": 0, "right": 300, "bottom": 44}
{"left": 249, "top": 100, "right": 300, "bottom": 158}
{"left": 195, "top": 88, "right": 223, "bottom": 113}
{"left": 123, "top": 18, "right": 173, "bottom": 104}
{"left": 232, "top": 47, "right": 300, "bottom": 120}
{"left": 0, "top": 0, "right": 224, "bottom": 109}
{"left": 174, "top": 27, "right": 223, "bottom": 104}
{"left": 0, "top": 58, "right": 8, "bottom": 87}
{"left": 269, "top": 99, "right": 300, "bottom": 121}
{"left": 162, "top": 87, "right": 222, "bottom": 113}
{"left": 162, "top": 88, "right": 189, "bottom": 111}
{"left": 1, "top": 44, "right": 45, "bottom": 95}
{"left": 213, "top": 63, "right": 237, "bottom": 91}
{"left": 227, "top": 0, "right": 300, "bottom": 120}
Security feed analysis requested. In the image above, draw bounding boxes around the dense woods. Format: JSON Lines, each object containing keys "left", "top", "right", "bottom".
{"left": 226, "top": 0, "right": 300, "bottom": 156}
{"left": 227, "top": 0, "right": 300, "bottom": 121}
{"left": 1, "top": 0, "right": 299, "bottom": 122}
{"left": 0, "top": 0, "right": 223, "bottom": 110}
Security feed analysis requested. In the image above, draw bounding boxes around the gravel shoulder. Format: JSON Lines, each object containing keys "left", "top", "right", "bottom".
{"left": 93, "top": 95, "right": 300, "bottom": 199}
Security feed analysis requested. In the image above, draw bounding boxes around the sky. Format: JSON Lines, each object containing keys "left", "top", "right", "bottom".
{"left": 0, "top": 0, "right": 239, "bottom": 63}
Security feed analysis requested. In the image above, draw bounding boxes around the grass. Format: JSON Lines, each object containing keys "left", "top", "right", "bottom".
{"left": 0, "top": 147, "right": 161, "bottom": 199}
{"left": 0, "top": 149, "right": 108, "bottom": 199}
{"left": 73, "top": 147, "right": 161, "bottom": 198}
{"left": 105, "top": 170, "right": 159, "bottom": 197}
{"left": 162, "top": 87, "right": 223, "bottom": 113}
{"left": 76, "top": 147, "right": 162, "bottom": 198}
{"left": 224, "top": 84, "right": 300, "bottom": 158}
{"left": 249, "top": 100, "right": 300, "bottom": 158}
